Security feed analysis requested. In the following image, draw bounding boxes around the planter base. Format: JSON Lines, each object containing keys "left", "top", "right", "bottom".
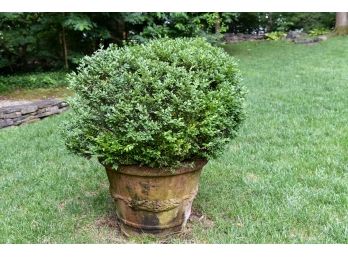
{"left": 105, "top": 160, "right": 207, "bottom": 237}
{"left": 120, "top": 222, "right": 183, "bottom": 237}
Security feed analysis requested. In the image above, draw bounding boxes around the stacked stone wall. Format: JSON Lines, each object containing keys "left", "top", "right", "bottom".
{"left": 0, "top": 99, "right": 68, "bottom": 129}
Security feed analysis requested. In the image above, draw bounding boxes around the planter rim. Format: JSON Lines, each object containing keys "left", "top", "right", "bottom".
{"left": 105, "top": 159, "right": 207, "bottom": 177}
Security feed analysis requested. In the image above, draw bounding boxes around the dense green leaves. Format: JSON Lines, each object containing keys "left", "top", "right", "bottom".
{"left": 125, "top": 12, "right": 229, "bottom": 44}
{"left": 0, "top": 13, "right": 122, "bottom": 73}
{"left": 0, "top": 12, "right": 335, "bottom": 75}
{"left": 63, "top": 13, "right": 95, "bottom": 31}
{"left": 63, "top": 38, "right": 246, "bottom": 168}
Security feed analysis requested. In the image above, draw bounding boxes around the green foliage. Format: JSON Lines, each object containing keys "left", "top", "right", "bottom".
{"left": 0, "top": 13, "right": 122, "bottom": 73}
{"left": 225, "top": 13, "right": 335, "bottom": 34}
{"left": 283, "top": 13, "right": 335, "bottom": 32}
{"left": 62, "top": 13, "right": 95, "bottom": 31}
{"left": 0, "top": 13, "right": 41, "bottom": 71}
{"left": 309, "top": 28, "right": 330, "bottom": 36}
{"left": 265, "top": 31, "right": 286, "bottom": 41}
{"left": 0, "top": 12, "right": 336, "bottom": 74}
{"left": 125, "top": 12, "right": 229, "bottom": 44}
{"left": 63, "top": 38, "right": 246, "bottom": 168}
{"left": 198, "top": 31, "right": 225, "bottom": 45}
{"left": 268, "top": 13, "right": 295, "bottom": 32}
{"left": 0, "top": 71, "right": 67, "bottom": 93}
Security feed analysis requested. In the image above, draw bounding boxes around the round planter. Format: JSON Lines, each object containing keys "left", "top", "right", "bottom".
{"left": 104, "top": 159, "right": 207, "bottom": 236}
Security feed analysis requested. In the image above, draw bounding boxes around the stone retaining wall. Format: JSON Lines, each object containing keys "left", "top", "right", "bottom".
{"left": 224, "top": 33, "right": 265, "bottom": 43}
{"left": 0, "top": 99, "right": 68, "bottom": 129}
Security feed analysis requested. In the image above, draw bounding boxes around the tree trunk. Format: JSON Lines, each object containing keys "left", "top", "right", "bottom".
{"left": 335, "top": 12, "right": 348, "bottom": 35}
{"left": 62, "top": 25, "right": 69, "bottom": 69}
{"left": 215, "top": 13, "right": 221, "bottom": 34}
{"left": 266, "top": 13, "right": 273, "bottom": 33}
{"left": 119, "top": 19, "right": 127, "bottom": 42}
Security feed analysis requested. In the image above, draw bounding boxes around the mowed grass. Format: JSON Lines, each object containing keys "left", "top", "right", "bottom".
{"left": 1, "top": 37, "right": 348, "bottom": 243}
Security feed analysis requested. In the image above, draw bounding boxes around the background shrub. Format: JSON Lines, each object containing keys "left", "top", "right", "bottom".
{"left": 308, "top": 28, "right": 330, "bottom": 36}
{"left": 63, "top": 38, "right": 246, "bottom": 168}
{"left": 265, "top": 31, "right": 286, "bottom": 41}
{"left": 0, "top": 71, "right": 67, "bottom": 94}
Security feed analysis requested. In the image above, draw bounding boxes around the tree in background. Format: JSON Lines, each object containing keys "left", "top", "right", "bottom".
{"left": 335, "top": 12, "right": 348, "bottom": 35}
{"left": 0, "top": 12, "right": 337, "bottom": 74}
{"left": 0, "top": 13, "right": 123, "bottom": 74}
{"left": 282, "top": 13, "right": 335, "bottom": 32}
{"left": 0, "top": 13, "right": 39, "bottom": 73}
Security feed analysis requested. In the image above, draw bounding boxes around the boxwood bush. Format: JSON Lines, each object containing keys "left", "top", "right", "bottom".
{"left": 63, "top": 38, "right": 246, "bottom": 168}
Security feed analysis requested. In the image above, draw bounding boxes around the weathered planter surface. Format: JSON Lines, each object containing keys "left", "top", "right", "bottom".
{"left": 105, "top": 160, "right": 207, "bottom": 236}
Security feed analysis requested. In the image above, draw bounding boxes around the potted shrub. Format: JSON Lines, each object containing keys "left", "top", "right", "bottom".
{"left": 63, "top": 38, "right": 246, "bottom": 236}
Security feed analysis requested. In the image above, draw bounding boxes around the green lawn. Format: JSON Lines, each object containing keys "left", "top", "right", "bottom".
{"left": 1, "top": 37, "right": 348, "bottom": 243}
